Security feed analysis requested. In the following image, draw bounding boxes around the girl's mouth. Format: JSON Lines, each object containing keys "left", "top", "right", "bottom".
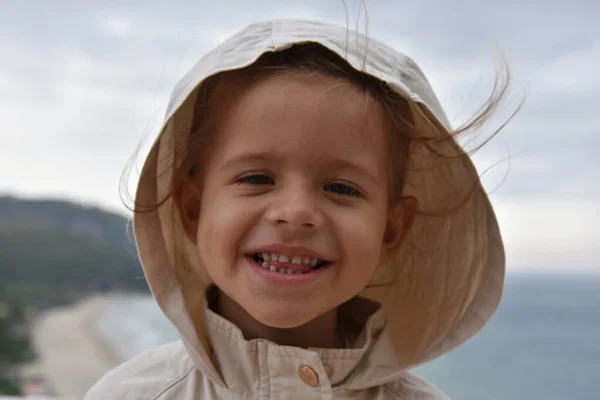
{"left": 250, "top": 252, "right": 332, "bottom": 275}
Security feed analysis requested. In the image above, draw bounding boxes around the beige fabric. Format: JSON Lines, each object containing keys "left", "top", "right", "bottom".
{"left": 85, "top": 295, "right": 449, "bottom": 399}
{"left": 85, "top": 19, "right": 504, "bottom": 399}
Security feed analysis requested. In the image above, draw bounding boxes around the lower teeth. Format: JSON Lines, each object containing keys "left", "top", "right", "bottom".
{"left": 260, "top": 261, "right": 303, "bottom": 274}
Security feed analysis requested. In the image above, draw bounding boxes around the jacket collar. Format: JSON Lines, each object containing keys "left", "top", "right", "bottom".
{"left": 199, "top": 289, "right": 407, "bottom": 393}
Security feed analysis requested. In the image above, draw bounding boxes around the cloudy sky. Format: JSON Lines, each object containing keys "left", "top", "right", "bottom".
{"left": 1, "top": 0, "right": 598, "bottom": 273}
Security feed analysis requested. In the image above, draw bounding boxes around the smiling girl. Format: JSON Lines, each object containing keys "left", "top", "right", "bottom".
{"left": 86, "top": 20, "right": 512, "bottom": 399}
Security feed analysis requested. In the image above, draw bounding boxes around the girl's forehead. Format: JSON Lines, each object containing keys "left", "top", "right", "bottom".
{"left": 209, "top": 73, "right": 390, "bottom": 149}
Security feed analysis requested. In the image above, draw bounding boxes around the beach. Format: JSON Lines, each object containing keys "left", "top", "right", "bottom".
{"left": 27, "top": 296, "right": 121, "bottom": 399}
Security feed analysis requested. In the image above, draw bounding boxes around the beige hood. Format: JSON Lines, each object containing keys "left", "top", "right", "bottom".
{"left": 132, "top": 19, "right": 505, "bottom": 388}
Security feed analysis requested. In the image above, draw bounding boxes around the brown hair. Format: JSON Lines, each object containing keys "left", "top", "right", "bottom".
{"left": 123, "top": 42, "right": 518, "bottom": 216}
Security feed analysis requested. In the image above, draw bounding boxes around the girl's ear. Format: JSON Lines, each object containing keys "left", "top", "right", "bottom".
{"left": 176, "top": 181, "right": 202, "bottom": 242}
{"left": 381, "top": 196, "right": 419, "bottom": 262}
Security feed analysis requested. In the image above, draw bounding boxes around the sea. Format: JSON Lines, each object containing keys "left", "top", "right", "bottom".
{"left": 94, "top": 273, "right": 599, "bottom": 400}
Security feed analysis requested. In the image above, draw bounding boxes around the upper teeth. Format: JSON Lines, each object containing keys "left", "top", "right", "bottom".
{"left": 262, "top": 252, "right": 321, "bottom": 266}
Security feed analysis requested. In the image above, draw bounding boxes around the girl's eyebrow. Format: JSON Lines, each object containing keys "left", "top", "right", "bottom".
{"left": 328, "top": 159, "right": 379, "bottom": 185}
{"left": 219, "top": 152, "right": 275, "bottom": 172}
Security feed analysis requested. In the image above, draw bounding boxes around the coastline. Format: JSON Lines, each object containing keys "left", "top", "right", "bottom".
{"left": 26, "top": 295, "right": 123, "bottom": 399}
{"left": 81, "top": 296, "right": 126, "bottom": 367}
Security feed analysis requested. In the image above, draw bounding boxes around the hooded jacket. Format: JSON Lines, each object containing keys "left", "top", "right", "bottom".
{"left": 84, "top": 19, "right": 504, "bottom": 400}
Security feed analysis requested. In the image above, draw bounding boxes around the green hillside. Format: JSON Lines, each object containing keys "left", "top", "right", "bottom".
{"left": 0, "top": 196, "right": 149, "bottom": 295}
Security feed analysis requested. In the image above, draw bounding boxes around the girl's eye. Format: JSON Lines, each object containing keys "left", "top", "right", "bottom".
{"left": 325, "top": 182, "right": 362, "bottom": 197}
{"left": 237, "top": 173, "right": 274, "bottom": 186}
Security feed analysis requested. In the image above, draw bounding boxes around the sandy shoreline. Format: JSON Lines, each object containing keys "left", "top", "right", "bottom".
{"left": 27, "top": 296, "right": 123, "bottom": 399}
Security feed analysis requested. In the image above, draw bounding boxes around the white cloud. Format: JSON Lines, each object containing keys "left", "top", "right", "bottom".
{"left": 100, "top": 17, "right": 134, "bottom": 38}
{"left": 494, "top": 197, "right": 600, "bottom": 273}
{"left": 532, "top": 41, "right": 600, "bottom": 94}
{"left": 0, "top": 43, "right": 168, "bottom": 214}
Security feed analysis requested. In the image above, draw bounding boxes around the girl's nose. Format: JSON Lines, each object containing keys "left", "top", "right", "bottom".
{"left": 266, "top": 188, "right": 324, "bottom": 231}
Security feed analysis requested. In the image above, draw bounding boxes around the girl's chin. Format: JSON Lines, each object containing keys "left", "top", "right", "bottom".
{"left": 247, "top": 307, "right": 318, "bottom": 329}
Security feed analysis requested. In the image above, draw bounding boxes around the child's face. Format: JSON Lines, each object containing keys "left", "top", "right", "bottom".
{"left": 180, "top": 72, "right": 413, "bottom": 329}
